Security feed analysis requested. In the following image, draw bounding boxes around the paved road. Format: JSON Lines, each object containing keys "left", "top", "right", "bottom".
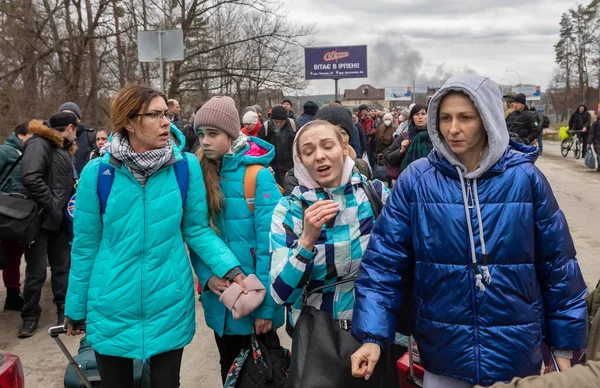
{"left": 0, "top": 140, "right": 598, "bottom": 387}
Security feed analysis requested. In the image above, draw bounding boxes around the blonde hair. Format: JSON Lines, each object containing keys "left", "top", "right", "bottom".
{"left": 294, "top": 120, "right": 346, "bottom": 157}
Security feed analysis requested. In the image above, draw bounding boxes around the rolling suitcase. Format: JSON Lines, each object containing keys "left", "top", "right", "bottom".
{"left": 49, "top": 325, "right": 151, "bottom": 388}
{"left": 397, "top": 336, "right": 423, "bottom": 388}
{"left": 0, "top": 350, "right": 24, "bottom": 388}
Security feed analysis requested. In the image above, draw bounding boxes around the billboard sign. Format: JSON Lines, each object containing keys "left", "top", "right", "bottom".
{"left": 385, "top": 87, "right": 412, "bottom": 101}
{"left": 512, "top": 86, "right": 542, "bottom": 101}
{"left": 305, "top": 46, "right": 368, "bottom": 80}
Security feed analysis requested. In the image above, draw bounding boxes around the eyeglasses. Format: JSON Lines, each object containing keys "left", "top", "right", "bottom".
{"left": 132, "top": 110, "right": 174, "bottom": 121}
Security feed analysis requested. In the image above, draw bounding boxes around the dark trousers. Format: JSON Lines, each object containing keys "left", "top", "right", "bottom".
{"left": 214, "top": 332, "right": 251, "bottom": 383}
{"left": 21, "top": 227, "right": 70, "bottom": 321}
{"left": 95, "top": 348, "right": 184, "bottom": 388}
{"left": 1, "top": 240, "right": 23, "bottom": 289}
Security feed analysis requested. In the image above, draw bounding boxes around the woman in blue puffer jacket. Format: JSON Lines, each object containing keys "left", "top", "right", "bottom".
{"left": 350, "top": 75, "right": 588, "bottom": 388}
{"left": 65, "top": 85, "right": 246, "bottom": 388}
{"left": 190, "top": 96, "right": 284, "bottom": 383}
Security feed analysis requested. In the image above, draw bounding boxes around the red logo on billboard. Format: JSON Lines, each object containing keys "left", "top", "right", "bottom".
{"left": 323, "top": 50, "right": 350, "bottom": 62}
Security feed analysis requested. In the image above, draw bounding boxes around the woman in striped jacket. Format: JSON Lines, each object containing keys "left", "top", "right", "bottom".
{"left": 269, "top": 120, "right": 395, "bottom": 386}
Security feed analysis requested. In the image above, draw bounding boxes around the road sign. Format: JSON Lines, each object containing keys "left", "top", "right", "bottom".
{"left": 138, "top": 29, "right": 184, "bottom": 92}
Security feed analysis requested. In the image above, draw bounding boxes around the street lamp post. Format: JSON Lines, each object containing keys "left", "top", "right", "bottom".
{"left": 505, "top": 70, "right": 522, "bottom": 87}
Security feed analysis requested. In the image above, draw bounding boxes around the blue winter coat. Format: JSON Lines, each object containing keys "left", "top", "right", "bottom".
{"left": 65, "top": 126, "right": 240, "bottom": 359}
{"left": 191, "top": 137, "right": 284, "bottom": 337}
{"left": 352, "top": 75, "right": 588, "bottom": 386}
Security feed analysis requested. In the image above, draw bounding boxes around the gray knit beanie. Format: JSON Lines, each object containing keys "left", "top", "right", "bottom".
{"left": 194, "top": 96, "right": 240, "bottom": 139}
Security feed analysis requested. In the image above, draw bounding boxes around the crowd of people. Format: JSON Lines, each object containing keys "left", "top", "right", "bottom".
{"left": 0, "top": 74, "right": 598, "bottom": 388}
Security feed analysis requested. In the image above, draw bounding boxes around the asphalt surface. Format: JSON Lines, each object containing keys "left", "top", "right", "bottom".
{"left": 0, "top": 140, "right": 598, "bottom": 387}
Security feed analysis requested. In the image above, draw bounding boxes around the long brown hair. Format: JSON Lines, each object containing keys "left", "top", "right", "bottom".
{"left": 195, "top": 148, "right": 223, "bottom": 232}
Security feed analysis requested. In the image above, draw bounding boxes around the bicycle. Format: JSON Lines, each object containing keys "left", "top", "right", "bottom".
{"left": 561, "top": 130, "right": 583, "bottom": 159}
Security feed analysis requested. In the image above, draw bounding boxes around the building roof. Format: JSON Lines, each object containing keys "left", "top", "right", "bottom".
{"left": 343, "top": 84, "right": 385, "bottom": 100}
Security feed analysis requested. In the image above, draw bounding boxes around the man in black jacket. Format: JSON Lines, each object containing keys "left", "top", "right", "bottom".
{"left": 505, "top": 93, "right": 540, "bottom": 145}
{"left": 18, "top": 113, "right": 77, "bottom": 338}
{"left": 258, "top": 105, "right": 297, "bottom": 185}
{"left": 59, "top": 102, "right": 93, "bottom": 175}
{"left": 569, "top": 104, "right": 592, "bottom": 153}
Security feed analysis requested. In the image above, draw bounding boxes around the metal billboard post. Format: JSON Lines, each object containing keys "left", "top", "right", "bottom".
{"left": 138, "top": 29, "right": 184, "bottom": 93}
{"left": 157, "top": 31, "right": 164, "bottom": 92}
{"left": 334, "top": 78, "right": 339, "bottom": 102}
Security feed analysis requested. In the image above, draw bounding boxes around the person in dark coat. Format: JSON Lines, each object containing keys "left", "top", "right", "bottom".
{"left": 588, "top": 113, "right": 600, "bottom": 171}
{"left": 18, "top": 114, "right": 78, "bottom": 338}
{"left": 0, "top": 122, "right": 33, "bottom": 312}
{"left": 59, "top": 102, "right": 93, "bottom": 175}
{"left": 569, "top": 104, "right": 592, "bottom": 153}
{"left": 258, "top": 105, "right": 297, "bottom": 185}
{"left": 351, "top": 75, "right": 587, "bottom": 387}
{"left": 283, "top": 107, "right": 372, "bottom": 196}
{"left": 282, "top": 99, "right": 296, "bottom": 119}
{"left": 505, "top": 94, "right": 540, "bottom": 145}
{"left": 296, "top": 101, "right": 319, "bottom": 128}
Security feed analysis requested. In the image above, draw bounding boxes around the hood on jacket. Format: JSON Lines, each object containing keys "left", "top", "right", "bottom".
{"left": 4, "top": 132, "right": 23, "bottom": 152}
{"left": 221, "top": 136, "right": 275, "bottom": 172}
{"left": 577, "top": 104, "right": 588, "bottom": 113}
{"left": 28, "top": 119, "right": 77, "bottom": 156}
{"left": 427, "top": 75, "right": 509, "bottom": 179}
{"left": 292, "top": 122, "right": 355, "bottom": 190}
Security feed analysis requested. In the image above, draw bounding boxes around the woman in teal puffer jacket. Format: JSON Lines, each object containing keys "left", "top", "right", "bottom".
{"left": 190, "top": 96, "right": 284, "bottom": 383}
{"left": 65, "top": 85, "right": 246, "bottom": 388}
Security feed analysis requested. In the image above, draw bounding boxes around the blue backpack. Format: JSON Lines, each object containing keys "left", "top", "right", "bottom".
{"left": 97, "top": 157, "right": 189, "bottom": 215}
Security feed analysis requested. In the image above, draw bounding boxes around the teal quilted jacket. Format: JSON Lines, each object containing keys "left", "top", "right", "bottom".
{"left": 191, "top": 136, "right": 284, "bottom": 337}
{"left": 65, "top": 127, "right": 240, "bottom": 359}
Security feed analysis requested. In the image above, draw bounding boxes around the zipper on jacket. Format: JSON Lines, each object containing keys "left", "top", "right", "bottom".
{"left": 465, "top": 180, "right": 481, "bottom": 383}
{"left": 141, "top": 186, "right": 146, "bottom": 360}
{"left": 467, "top": 180, "right": 474, "bottom": 209}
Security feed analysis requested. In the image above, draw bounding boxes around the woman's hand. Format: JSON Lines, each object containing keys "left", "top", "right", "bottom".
{"left": 207, "top": 275, "right": 231, "bottom": 296}
{"left": 299, "top": 200, "right": 339, "bottom": 251}
{"left": 254, "top": 319, "right": 272, "bottom": 334}
{"left": 66, "top": 323, "right": 85, "bottom": 336}
{"left": 400, "top": 139, "right": 410, "bottom": 153}
{"left": 351, "top": 342, "right": 381, "bottom": 381}
{"left": 545, "top": 355, "right": 572, "bottom": 373}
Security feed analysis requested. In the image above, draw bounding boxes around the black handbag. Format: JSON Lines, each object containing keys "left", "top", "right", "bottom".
{"left": 286, "top": 279, "right": 398, "bottom": 388}
{"left": 0, "top": 154, "right": 42, "bottom": 244}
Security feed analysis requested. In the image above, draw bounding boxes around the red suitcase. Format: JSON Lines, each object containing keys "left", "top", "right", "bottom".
{"left": 397, "top": 337, "right": 423, "bottom": 388}
{"left": 0, "top": 350, "right": 24, "bottom": 388}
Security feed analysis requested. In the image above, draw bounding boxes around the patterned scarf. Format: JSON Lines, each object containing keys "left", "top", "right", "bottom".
{"left": 227, "top": 133, "right": 249, "bottom": 156}
{"left": 109, "top": 132, "right": 173, "bottom": 186}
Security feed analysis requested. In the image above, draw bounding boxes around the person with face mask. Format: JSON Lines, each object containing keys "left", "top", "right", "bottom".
{"left": 376, "top": 113, "right": 397, "bottom": 155}
{"left": 64, "top": 85, "right": 245, "bottom": 387}
{"left": 351, "top": 75, "right": 587, "bottom": 387}
{"left": 192, "top": 96, "right": 284, "bottom": 383}
{"left": 258, "top": 105, "right": 297, "bottom": 185}
{"left": 270, "top": 119, "right": 395, "bottom": 387}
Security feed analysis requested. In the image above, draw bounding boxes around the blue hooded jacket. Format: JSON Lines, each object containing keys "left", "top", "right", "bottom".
{"left": 191, "top": 136, "right": 284, "bottom": 337}
{"left": 352, "top": 75, "right": 587, "bottom": 386}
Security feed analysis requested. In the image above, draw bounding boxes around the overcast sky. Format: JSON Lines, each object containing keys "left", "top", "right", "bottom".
{"left": 281, "top": 0, "right": 575, "bottom": 95}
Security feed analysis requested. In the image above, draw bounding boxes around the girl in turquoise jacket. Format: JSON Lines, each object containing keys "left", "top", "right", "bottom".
{"left": 191, "top": 96, "right": 284, "bottom": 383}
{"left": 64, "top": 85, "right": 245, "bottom": 388}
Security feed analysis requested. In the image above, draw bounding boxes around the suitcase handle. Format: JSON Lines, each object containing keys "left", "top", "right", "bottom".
{"left": 48, "top": 325, "right": 93, "bottom": 388}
